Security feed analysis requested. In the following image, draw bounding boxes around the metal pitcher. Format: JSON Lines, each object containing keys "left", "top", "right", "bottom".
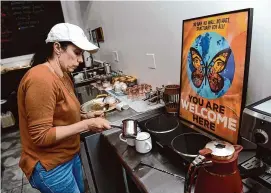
{"left": 122, "top": 119, "right": 138, "bottom": 138}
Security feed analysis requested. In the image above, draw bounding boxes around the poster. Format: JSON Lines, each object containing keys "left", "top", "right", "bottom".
{"left": 179, "top": 9, "right": 253, "bottom": 144}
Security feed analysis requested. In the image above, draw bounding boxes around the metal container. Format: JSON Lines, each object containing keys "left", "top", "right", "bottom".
{"left": 104, "top": 63, "right": 111, "bottom": 74}
{"left": 83, "top": 52, "right": 92, "bottom": 68}
{"left": 163, "top": 85, "right": 180, "bottom": 114}
{"left": 122, "top": 119, "right": 138, "bottom": 138}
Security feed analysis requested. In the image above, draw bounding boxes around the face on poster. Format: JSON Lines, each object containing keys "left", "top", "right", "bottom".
{"left": 179, "top": 9, "right": 252, "bottom": 144}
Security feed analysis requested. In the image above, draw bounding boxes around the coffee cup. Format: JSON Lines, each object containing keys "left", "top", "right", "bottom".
{"left": 119, "top": 133, "right": 135, "bottom": 146}
{"left": 116, "top": 102, "right": 129, "bottom": 111}
{"left": 135, "top": 132, "right": 152, "bottom": 154}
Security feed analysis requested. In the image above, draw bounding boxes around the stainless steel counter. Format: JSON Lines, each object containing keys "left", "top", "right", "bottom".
{"left": 79, "top": 87, "right": 271, "bottom": 193}
{"left": 81, "top": 106, "right": 271, "bottom": 193}
{"left": 103, "top": 129, "right": 185, "bottom": 192}
{"left": 106, "top": 108, "right": 139, "bottom": 123}
{"left": 102, "top": 128, "right": 260, "bottom": 193}
{"left": 80, "top": 103, "right": 164, "bottom": 193}
{"left": 77, "top": 85, "right": 156, "bottom": 125}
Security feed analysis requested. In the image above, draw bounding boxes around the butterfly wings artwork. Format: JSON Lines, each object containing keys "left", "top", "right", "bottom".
{"left": 190, "top": 47, "right": 232, "bottom": 93}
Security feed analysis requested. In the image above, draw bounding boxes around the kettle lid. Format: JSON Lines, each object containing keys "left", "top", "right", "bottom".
{"left": 205, "top": 140, "right": 235, "bottom": 158}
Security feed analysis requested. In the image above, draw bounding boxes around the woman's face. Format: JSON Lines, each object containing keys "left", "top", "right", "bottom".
{"left": 58, "top": 44, "right": 84, "bottom": 73}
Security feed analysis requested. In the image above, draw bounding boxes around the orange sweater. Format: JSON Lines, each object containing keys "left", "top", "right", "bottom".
{"left": 18, "top": 65, "right": 81, "bottom": 179}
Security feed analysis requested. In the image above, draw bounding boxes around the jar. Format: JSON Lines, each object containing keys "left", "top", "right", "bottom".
{"left": 163, "top": 85, "right": 180, "bottom": 114}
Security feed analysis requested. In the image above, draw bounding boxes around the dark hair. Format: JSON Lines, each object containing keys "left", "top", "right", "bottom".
{"left": 30, "top": 41, "right": 73, "bottom": 67}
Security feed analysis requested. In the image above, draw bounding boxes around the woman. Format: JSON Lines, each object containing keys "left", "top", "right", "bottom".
{"left": 17, "top": 23, "right": 111, "bottom": 193}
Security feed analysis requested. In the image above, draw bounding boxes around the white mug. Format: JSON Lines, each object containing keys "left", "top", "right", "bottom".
{"left": 119, "top": 133, "right": 135, "bottom": 146}
{"left": 116, "top": 102, "right": 129, "bottom": 111}
{"left": 135, "top": 132, "right": 152, "bottom": 154}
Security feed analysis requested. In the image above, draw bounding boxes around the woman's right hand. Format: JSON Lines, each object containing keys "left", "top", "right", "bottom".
{"left": 84, "top": 117, "right": 111, "bottom": 132}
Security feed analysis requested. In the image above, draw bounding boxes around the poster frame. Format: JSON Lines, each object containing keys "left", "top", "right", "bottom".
{"left": 178, "top": 8, "right": 254, "bottom": 143}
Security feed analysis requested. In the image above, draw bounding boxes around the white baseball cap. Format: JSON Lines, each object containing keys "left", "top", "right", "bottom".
{"left": 45, "top": 23, "right": 99, "bottom": 53}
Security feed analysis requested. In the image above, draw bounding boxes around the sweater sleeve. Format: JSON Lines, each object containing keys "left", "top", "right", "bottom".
{"left": 24, "top": 74, "right": 57, "bottom": 147}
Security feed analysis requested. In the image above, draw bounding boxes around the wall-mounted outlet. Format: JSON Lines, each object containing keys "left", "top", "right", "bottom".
{"left": 112, "top": 51, "right": 119, "bottom": 62}
{"left": 146, "top": 53, "right": 156, "bottom": 69}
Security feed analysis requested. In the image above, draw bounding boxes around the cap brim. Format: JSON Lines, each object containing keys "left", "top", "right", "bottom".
{"left": 72, "top": 38, "right": 99, "bottom": 54}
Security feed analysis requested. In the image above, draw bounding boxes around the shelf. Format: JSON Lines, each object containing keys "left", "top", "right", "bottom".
{"left": 74, "top": 78, "right": 96, "bottom": 88}
{"left": 72, "top": 66, "right": 105, "bottom": 76}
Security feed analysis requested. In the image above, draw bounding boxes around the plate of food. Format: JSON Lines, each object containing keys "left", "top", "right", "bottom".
{"left": 80, "top": 94, "right": 119, "bottom": 114}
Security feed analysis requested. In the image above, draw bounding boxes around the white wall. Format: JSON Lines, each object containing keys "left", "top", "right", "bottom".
{"left": 84, "top": 1, "right": 271, "bottom": 104}
{"left": 61, "top": 1, "right": 84, "bottom": 28}
{"left": 1, "top": 1, "right": 83, "bottom": 68}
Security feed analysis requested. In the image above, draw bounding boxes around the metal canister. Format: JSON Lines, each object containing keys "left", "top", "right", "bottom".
{"left": 122, "top": 119, "right": 138, "bottom": 138}
{"left": 163, "top": 85, "right": 180, "bottom": 114}
{"left": 104, "top": 63, "right": 111, "bottom": 74}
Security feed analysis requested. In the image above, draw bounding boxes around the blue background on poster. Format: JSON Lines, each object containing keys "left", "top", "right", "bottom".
{"left": 187, "top": 32, "right": 235, "bottom": 99}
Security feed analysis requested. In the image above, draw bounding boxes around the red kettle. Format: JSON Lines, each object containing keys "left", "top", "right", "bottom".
{"left": 185, "top": 140, "right": 243, "bottom": 193}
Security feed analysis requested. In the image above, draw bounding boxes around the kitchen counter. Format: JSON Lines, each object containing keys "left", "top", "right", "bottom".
{"left": 102, "top": 128, "right": 257, "bottom": 193}
{"left": 80, "top": 107, "right": 165, "bottom": 193}
{"left": 79, "top": 88, "right": 270, "bottom": 193}
{"left": 77, "top": 85, "right": 163, "bottom": 125}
